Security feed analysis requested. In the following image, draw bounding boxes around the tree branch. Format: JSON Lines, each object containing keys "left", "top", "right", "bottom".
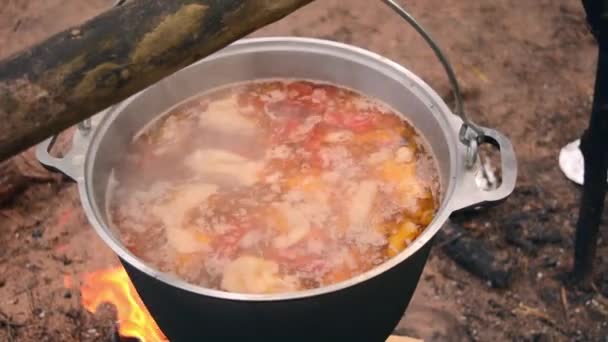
{"left": 0, "top": 0, "right": 313, "bottom": 161}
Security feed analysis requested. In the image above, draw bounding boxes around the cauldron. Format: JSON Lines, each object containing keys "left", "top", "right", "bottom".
{"left": 38, "top": 37, "right": 516, "bottom": 341}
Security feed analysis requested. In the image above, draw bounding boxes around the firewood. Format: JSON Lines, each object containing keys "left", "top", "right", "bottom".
{"left": 438, "top": 222, "right": 512, "bottom": 288}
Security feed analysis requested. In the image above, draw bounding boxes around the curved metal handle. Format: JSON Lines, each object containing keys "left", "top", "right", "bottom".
{"left": 450, "top": 127, "right": 518, "bottom": 213}
{"left": 35, "top": 135, "right": 84, "bottom": 181}
{"left": 379, "top": 1, "right": 517, "bottom": 210}
{"left": 380, "top": 0, "right": 484, "bottom": 166}
{"left": 36, "top": 108, "right": 102, "bottom": 181}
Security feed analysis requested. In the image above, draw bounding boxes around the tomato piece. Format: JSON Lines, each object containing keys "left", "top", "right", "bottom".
{"left": 315, "top": 84, "right": 339, "bottom": 98}
{"left": 342, "top": 113, "right": 374, "bottom": 133}
{"left": 267, "top": 99, "right": 324, "bottom": 118}
{"left": 304, "top": 136, "right": 322, "bottom": 152}
{"left": 238, "top": 93, "right": 266, "bottom": 113}
{"left": 285, "top": 116, "right": 301, "bottom": 133}
{"left": 303, "top": 124, "right": 327, "bottom": 151}
{"left": 303, "top": 100, "right": 327, "bottom": 114}
{"left": 302, "top": 125, "right": 329, "bottom": 169}
{"left": 323, "top": 111, "right": 344, "bottom": 127}
{"left": 287, "top": 81, "right": 315, "bottom": 99}
{"left": 324, "top": 111, "right": 374, "bottom": 133}
{"left": 214, "top": 228, "right": 247, "bottom": 257}
{"left": 271, "top": 116, "right": 302, "bottom": 143}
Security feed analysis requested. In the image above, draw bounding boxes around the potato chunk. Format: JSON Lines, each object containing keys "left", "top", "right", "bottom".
{"left": 348, "top": 180, "right": 378, "bottom": 230}
{"left": 271, "top": 202, "right": 311, "bottom": 249}
{"left": 221, "top": 256, "right": 299, "bottom": 294}
{"left": 154, "top": 183, "right": 218, "bottom": 253}
{"left": 185, "top": 149, "right": 263, "bottom": 187}
{"left": 200, "top": 95, "right": 257, "bottom": 136}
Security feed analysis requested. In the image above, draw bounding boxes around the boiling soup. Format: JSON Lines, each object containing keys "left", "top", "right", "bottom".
{"left": 109, "top": 80, "right": 439, "bottom": 294}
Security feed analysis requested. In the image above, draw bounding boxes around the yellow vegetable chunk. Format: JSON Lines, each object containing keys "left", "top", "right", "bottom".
{"left": 356, "top": 129, "right": 401, "bottom": 145}
{"left": 379, "top": 160, "right": 429, "bottom": 205}
{"left": 380, "top": 160, "right": 415, "bottom": 182}
{"left": 387, "top": 221, "right": 419, "bottom": 257}
{"left": 266, "top": 206, "right": 289, "bottom": 232}
{"left": 402, "top": 197, "right": 435, "bottom": 225}
{"left": 287, "top": 175, "right": 323, "bottom": 193}
{"left": 194, "top": 232, "right": 211, "bottom": 244}
{"left": 221, "top": 256, "right": 299, "bottom": 294}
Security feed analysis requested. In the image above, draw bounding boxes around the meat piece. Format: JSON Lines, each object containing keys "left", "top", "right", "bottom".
{"left": 395, "top": 146, "right": 414, "bottom": 163}
{"left": 348, "top": 180, "right": 378, "bottom": 230}
{"left": 367, "top": 147, "right": 393, "bottom": 165}
{"left": 200, "top": 95, "right": 257, "bottom": 136}
{"left": 154, "top": 183, "right": 218, "bottom": 253}
{"left": 265, "top": 144, "right": 292, "bottom": 160}
{"left": 272, "top": 202, "right": 311, "bottom": 249}
{"left": 143, "top": 115, "right": 183, "bottom": 156}
{"left": 167, "top": 229, "right": 210, "bottom": 254}
{"left": 185, "top": 149, "right": 263, "bottom": 187}
{"left": 239, "top": 230, "right": 265, "bottom": 249}
{"left": 289, "top": 115, "right": 322, "bottom": 141}
{"left": 323, "top": 130, "right": 354, "bottom": 143}
{"left": 155, "top": 183, "right": 218, "bottom": 228}
{"left": 220, "top": 256, "right": 299, "bottom": 293}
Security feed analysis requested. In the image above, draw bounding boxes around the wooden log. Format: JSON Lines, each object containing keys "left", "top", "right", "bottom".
{"left": 0, "top": 0, "right": 313, "bottom": 161}
{"left": 438, "top": 222, "right": 512, "bottom": 288}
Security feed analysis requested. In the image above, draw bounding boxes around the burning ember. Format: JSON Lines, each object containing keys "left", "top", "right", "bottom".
{"left": 80, "top": 266, "right": 167, "bottom": 342}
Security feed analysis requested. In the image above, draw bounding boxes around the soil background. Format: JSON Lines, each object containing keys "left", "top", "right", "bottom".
{"left": 1, "top": 0, "right": 607, "bottom": 341}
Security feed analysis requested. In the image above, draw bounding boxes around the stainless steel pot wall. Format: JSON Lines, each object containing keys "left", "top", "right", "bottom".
{"left": 37, "top": 37, "right": 517, "bottom": 341}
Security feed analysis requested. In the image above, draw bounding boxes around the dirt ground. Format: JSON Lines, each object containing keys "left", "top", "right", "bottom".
{"left": 1, "top": 0, "right": 607, "bottom": 341}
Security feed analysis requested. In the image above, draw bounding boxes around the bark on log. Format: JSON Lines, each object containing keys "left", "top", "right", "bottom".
{"left": 0, "top": 0, "right": 313, "bottom": 161}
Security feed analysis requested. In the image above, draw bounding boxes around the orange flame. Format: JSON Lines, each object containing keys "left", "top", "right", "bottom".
{"left": 80, "top": 267, "right": 167, "bottom": 342}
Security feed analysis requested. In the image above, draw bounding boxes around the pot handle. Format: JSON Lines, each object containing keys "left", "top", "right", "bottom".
{"left": 35, "top": 118, "right": 96, "bottom": 182}
{"left": 381, "top": 0, "right": 485, "bottom": 166}
{"left": 450, "top": 126, "right": 518, "bottom": 213}
{"left": 35, "top": 134, "right": 84, "bottom": 182}
{"left": 380, "top": 0, "right": 518, "bottom": 210}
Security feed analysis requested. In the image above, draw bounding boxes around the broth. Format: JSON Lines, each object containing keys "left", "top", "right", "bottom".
{"left": 108, "top": 80, "right": 439, "bottom": 294}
